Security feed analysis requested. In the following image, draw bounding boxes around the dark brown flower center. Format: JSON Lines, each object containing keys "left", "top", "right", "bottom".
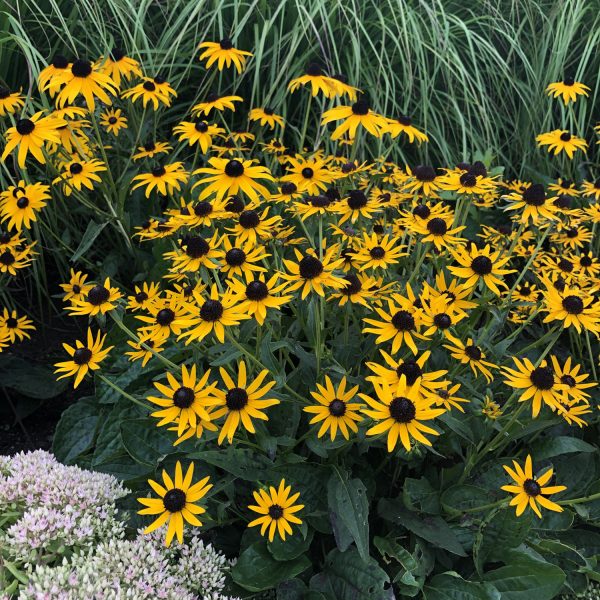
{"left": 391, "top": 310, "right": 415, "bottom": 331}
{"left": 71, "top": 59, "right": 92, "bottom": 77}
{"left": 73, "top": 347, "right": 92, "bottom": 365}
{"left": 389, "top": 396, "right": 416, "bottom": 423}
{"left": 173, "top": 386, "right": 195, "bottom": 408}
{"left": 225, "top": 387, "right": 249, "bottom": 410}
{"left": 562, "top": 295, "right": 583, "bottom": 314}
{"left": 523, "top": 479, "right": 541, "bottom": 497}
{"left": 530, "top": 366, "right": 554, "bottom": 390}
{"left": 225, "top": 159, "right": 244, "bottom": 177}
{"left": 87, "top": 285, "right": 110, "bottom": 305}
{"left": 329, "top": 399, "right": 346, "bottom": 416}
{"left": 163, "top": 488, "right": 186, "bottom": 512}
{"left": 299, "top": 256, "right": 323, "bottom": 279}
{"left": 200, "top": 300, "right": 224, "bottom": 322}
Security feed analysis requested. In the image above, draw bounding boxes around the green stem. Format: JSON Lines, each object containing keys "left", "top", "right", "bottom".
{"left": 97, "top": 373, "right": 150, "bottom": 411}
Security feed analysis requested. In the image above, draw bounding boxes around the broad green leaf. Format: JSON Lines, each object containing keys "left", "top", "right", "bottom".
{"left": 0, "top": 354, "right": 67, "bottom": 400}
{"left": 309, "top": 548, "right": 390, "bottom": 600}
{"left": 441, "top": 484, "right": 496, "bottom": 514}
{"left": 120, "top": 419, "right": 175, "bottom": 465}
{"left": 70, "top": 219, "right": 107, "bottom": 262}
{"left": 52, "top": 397, "right": 101, "bottom": 464}
{"left": 188, "top": 447, "right": 274, "bottom": 480}
{"left": 378, "top": 499, "right": 466, "bottom": 556}
{"left": 424, "top": 572, "right": 500, "bottom": 600}
{"left": 327, "top": 469, "right": 370, "bottom": 562}
{"left": 268, "top": 526, "right": 313, "bottom": 561}
{"left": 231, "top": 541, "right": 310, "bottom": 592}
{"left": 403, "top": 477, "right": 440, "bottom": 514}
{"left": 531, "top": 436, "right": 595, "bottom": 460}
{"left": 483, "top": 559, "right": 565, "bottom": 599}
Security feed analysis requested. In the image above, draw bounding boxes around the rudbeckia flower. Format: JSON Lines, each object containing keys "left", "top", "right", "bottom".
{"left": 68, "top": 277, "right": 122, "bottom": 316}
{"left": 536, "top": 130, "right": 587, "bottom": 159}
{"left": 501, "top": 455, "right": 566, "bottom": 518}
{"left": 192, "top": 92, "right": 243, "bottom": 116}
{"left": 321, "top": 97, "right": 387, "bottom": 140}
{"left": 173, "top": 119, "right": 224, "bottom": 152}
{"left": 98, "top": 47, "right": 142, "bottom": 87}
{"left": 99, "top": 108, "right": 128, "bottom": 136}
{"left": 288, "top": 63, "right": 337, "bottom": 97}
{"left": 248, "top": 480, "right": 304, "bottom": 542}
{"left": 211, "top": 361, "right": 279, "bottom": 444}
{"left": 131, "top": 163, "right": 189, "bottom": 198}
{"left": 383, "top": 114, "right": 428, "bottom": 143}
{"left": 0, "top": 181, "right": 50, "bottom": 231}
{"left": 443, "top": 334, "right": 497, "bottom": 383}
{"left": 0, "top": 87, "right": 25, "bottom": 116}
{"left": 192, "top": 157, "right": 274, "bottom": 203}
{"left": 38, "top": 54, "right": 71, "bottom": 94}
{"left": 546, "top": 77, "right": 590, "bottom": 105}
{"left": 54, "top": 328, "right": 113, "bottom": 388}
{"left": 360, "top": 376, "right": 445, "bottom": 452}
{"left": 138, "top": 461, "right": 212, "bottom": 546}
{"left": 52, "top": 159, "right": 107, "bottom": 197}
{"left": 249, "top": 107, "right": 284, "bottom": 129}
{"left": 0, "top": 308, "right": 35, "bottom": 343}
{"left": 227, "top": 274, "right": 292, "bottom": 325}
{"left": 122, "top": 77, "right": 176, "bottom": 109}
{"left": 1, "top": 112, "right": 66, "bottom": 168}
{"left": 60, "top": 269, "right": 93, "bottom": 304}
{"left": 540, "top": 279, "right": 600, "bottom": 334}
{"left": 50, "top": 58, "right": 118, "bottom": 111}
{"left": 198, "top": 38, "right": 252, "bottom": 73}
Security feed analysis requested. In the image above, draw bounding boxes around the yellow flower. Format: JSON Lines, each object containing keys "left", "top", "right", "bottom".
{"left": 545, "top": 77, "right": 590, "bottom": 105}
{"left": 501, "top": 455, "right": 566, "bottom": 518}
{"left": 138, "top": 461, "right": 212, "bottom": 546}
{"left": 248, "top": 479, "right": 304, "bottom": 542}
{"left": 321, "top": 98, "right": 388, "bottom": 140}
{"left": 198, "top": 38, "right": 252, "bottom": 73}
{"left": 536, "top": 130, "right": 587, "bottom": 159}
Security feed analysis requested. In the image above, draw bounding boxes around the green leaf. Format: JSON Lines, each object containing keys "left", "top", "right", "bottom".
{"left": 0, "top": 354, "right": 67, "bottom": 400}
{"left": 424, "top": 573, "right": 500, "bottom": 600}
{"left": 188, "top": 447, "right": 274, "bottom": 480}
{"left": 483, "top": 558, "right": 565, "bottom": 599}
{"left": 120, "top": 419, "right": 175, "bottom": 465}
{"left": 231, "top": 541, "right": 310, "bottom": 592}
{"left": 70, "top": 219, "right": 107, "bottom": 262}
{"left": 403, "top": 477, "right": 440, "bottom": 514}
{"left": 374, "top": 536, "right": 427, "bottom": 596}
{"left": 441, "top": 485, "right": 496, "bottom": 514}
{"left": 378, "top": 499, "right": 466, "bottom": 556}
{"left": 474, "top": 509, "right": 533, "bottom": 571}
{"left": 309, "top": 548, "right": 390, "bottom": 600}
{"left": 268, "top": 526, "right": 313, "bottom": 561}
{"left": 327, "top": 469, "right": 370, "bottom": 562}
{"left": 531, "top": 436, "right": 595, "bottom": 460}
{"left": 276, "top": 578, "right": 307, "bottom": 600}
{"left": 52, "top": 397, "right": 100, "bottom": 464}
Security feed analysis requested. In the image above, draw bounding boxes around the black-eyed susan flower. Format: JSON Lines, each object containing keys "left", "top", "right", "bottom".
{"left": 60, "top": 269, "right": 93, "bottom": 303}
{"left": 99, "top": 48, "right": 142, "bottom": 87}
{"left": 50, "top": 58, "right": 118, "bottom": 110}
{"left": 132, "top": 142, "right": 171, "bottom": 162}
{"left": 291, "top": 194, "right": 335, "bottom": 220}
{"left": 136, "top": 297, "right": 196, "bottom": 342}
{"left": 178, "top": 284, "right": 248, "bottom": 344}
{"left": 249, "top": 107, "right": 284, "bottom": 129}
{"left": 540, "top": 280, "right": 600, "bottom": 334}
{"left": 329, "top": 272, "right": 378, "bottom": 307}
{"left": 127, "top": 282, "right": 161, "bottom": 311}
{"left": 281, "top": 246, "right": 348, "bottom": 299}
{"left": 52, "top": 159, "right": 107, "bottom": 197}
{"left": 288, "top": 63, "right": 336, "bottom": 97}
{"left": 192, "top": 157, "right": 273, "bottom": 203}
{"left": 54, "top": 328, "right": 112, "bottom": 388}
{"left": 192, "top": 92, "right": 243, "bottom": 116}
{"left": 147, "top": 365, "right": 217, "bottom": 436}
{"left": 425, "top": 272, "right": 478, "bottom": 312}
{"left": 169, "top": 406, "right": 220, "bottom": 446}
{"left": 546, "top": 77, "right": 590, "bottom": 105}
{"left": 68, "top": 277, "right": 122, "bottom": 316}
{"left": 536, "top": 130, "right": 587, "bottom": 159}
{"left": 502, "top": 357, "right": 566, "bottom": 417}
{"left": 502, "top": 455, "right": 566, "bottom": 518}
{"left": 550, "top": 355, "right": 596, "bottom": 405}
{"left": 443, "top": 334, "right": 497, "bottom": 383}
{"left": 173, "top": 119, "right": 224, "bottom": 152}
{"left": 504, "top": 183, "right": 558, "bottom": 223}
{"left": 360, "top": 376, "right": 444, "bottom": 452}
{"left": 138, "top": 462, "right": 212, "bottom": 547}
{"left": 198, "top": 38, "right": 252, "bottom": 73}
{"left": 353, "top": 232, "right": 406, "bottom": 272}
{"left": 365, "top": 350, "right": 448, "bottom": 397}
{"left": 581, "top": 178, "right": 600, "bottom": 201}
{"left": 328, "top": 73, "right": 360, "bottom": 100}
{"left": 220, "top": 236, "right": 269, "bottom": 281}
{"left": 1, "top": 112, "right": 66, "bottom": 168}
{"left": 362, "top": 292, "right": 424, "bottom": 354}
{"left": 420, "top": 295, "right": 467, "bottom": 338}
{"left": 38, "top": 54, "right": 70, "bottom": 93}
{"left": 321, "top": 97, "right": 387, "bottom": 140}
{"left": 227, "top": 274, "right": 292, "bottom": 325}
{"left": 0, "top": 181, "right": 50, "bottom": 231}
{"left": 211, "top": 361, "right": 279, "bottom": 444}
{"left": 0, "top": 243, "right": 36, "bottom": 276}
{"left": 403, "top": 165, "right": 443, "bottom": 197}
{"left": 431, "top": 383, "right": 469, "bottom": 412}
{"left": 122, "top": 77, "right": 176, "bottom": 109}
{"left": 334, "top": 189, "right": 381, "bottom": 224}
{"left": 448, "top": 243, "right": 514, "bottom": 295}
{"left": 303, "top": 375, "right": 363, "bottom": 440}
{"left": 0, "top": 87, "right": 25, "bottom": 116}
{"left": 131, "top": 162, "right": 189, "bottom": 198}
{"left": 281, "top": 155, "right": 339, "bottom": 195}
{"left": 99, "top": 108, "right": 128, "bottom": 135}
{"left": 163, "top": 232, "right": 223, "bottom": 274}
{"left": 384, "top": 114, "right": 428, "bottom": 143}
{"left": 248, "top": 480, "right": 304, "bottom": 542}
{"left": 125, "top": 335, "right": 165, "bottom": 368}
{"left": 226, "top": 208, "right": 281, "bottom": 245}
{"left": 411, "top": 215, "right": 466, "bottom": 251}
{"left": 0, "top": 308, "right": 35, "bottom": 343}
